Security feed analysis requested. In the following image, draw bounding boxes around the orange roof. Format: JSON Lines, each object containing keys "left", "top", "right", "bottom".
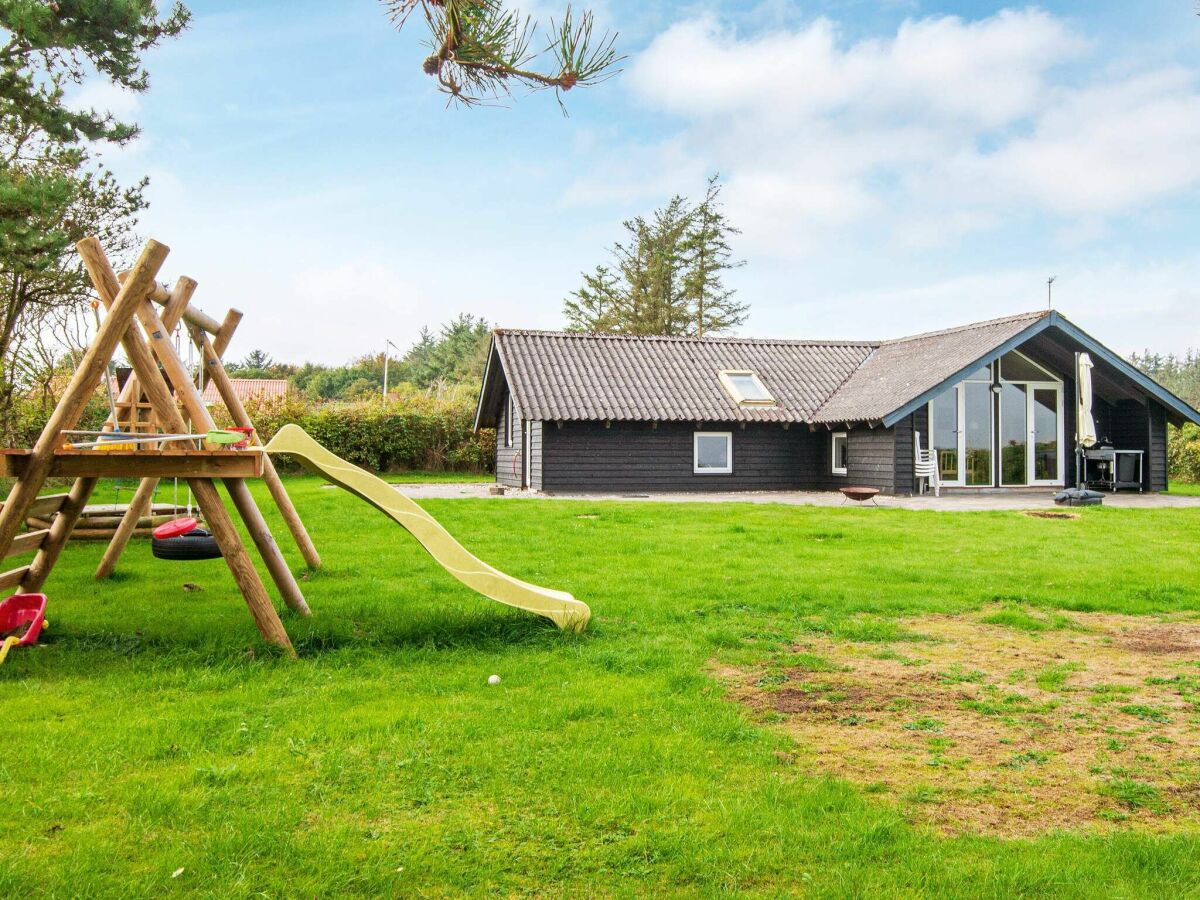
{"left": 202, "top": 378, "right": 289, "bottom": 405}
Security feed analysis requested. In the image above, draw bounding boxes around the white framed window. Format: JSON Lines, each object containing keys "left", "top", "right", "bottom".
{"left": 718, "top": 370, "right": 775, "bottom": 406}
{"left": 831, "top": 431, "right": 848, "bottom": 475}
{"left": 505, "top": 394, "right": 514, "bottom": 448}
{"left": 693, "top": 431, "right": 733, "bottom": 474}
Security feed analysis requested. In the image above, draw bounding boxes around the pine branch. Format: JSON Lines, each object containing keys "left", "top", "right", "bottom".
{"left": 382, "top": 0, "right": 622, "bottom": 111}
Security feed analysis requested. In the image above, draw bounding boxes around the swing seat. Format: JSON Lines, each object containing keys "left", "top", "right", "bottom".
{"left": 0, "top": 593, "right": 47, "bottom": 647}
{"left": 153, "top": 517, "right": 199, "bottom": 539}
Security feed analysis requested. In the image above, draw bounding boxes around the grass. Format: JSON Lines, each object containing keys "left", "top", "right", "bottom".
{"left": 1164, "top": 481, "right": 1200, "bottom": 497}
{"left": 1, "top": 479, "right": 1199, "bottom": 895}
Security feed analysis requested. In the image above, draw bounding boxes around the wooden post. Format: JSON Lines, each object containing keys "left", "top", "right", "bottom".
{"left": 123, "top": 280, "right": 310, "bottom": 618}
{"left": 213, "top": 309, "right": 243, "bottom": 360}
{"left": 21, "top": 477, "right": 98, "bottom": 592}
{"left": 192, "top": 325, "right": 322, "bottom": 570}
{"left": 95, "top": 276, "right": 198, "bottom": 580}
{"left": 0, "top": 240, "right": 169, "bottom": 558}
{"left": 82, "top": 239, "right": 296, "bottom": 652}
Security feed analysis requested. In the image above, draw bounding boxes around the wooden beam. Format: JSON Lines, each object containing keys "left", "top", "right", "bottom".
{"left": 131, "top": 296, "right": 309, "bottom": 619}
{"left": 0, "top": 450, "right": 264, "bottom": 479}
{"left": 88, "top": 240, "right": 295, "bottom": 653}
{"left": 21, "top": 477, "right": 98, "bottom": 593}
{"left": 193, "top": 326, "right": 321, "bottom": 570}
{"left": 0, "top": 239, "right": 168, "bottom": 561}
{"left": 119, "top": 271, "right": 223, "bottom": 334}
{"left": 23, "top": 493, "right": 70, "bottom": 519}
{"left": 212, "top": 309, "right": 243, "bottom": 361}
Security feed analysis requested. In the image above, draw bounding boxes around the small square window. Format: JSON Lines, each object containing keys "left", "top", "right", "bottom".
{"left": 831, "top": 432, "right": 848, "bottom": 475}
{"left": 718, "top": 370, "right": 775, "bottom": 405}
{"left": 694, "top": 432, "right": 733, "bottom": 474}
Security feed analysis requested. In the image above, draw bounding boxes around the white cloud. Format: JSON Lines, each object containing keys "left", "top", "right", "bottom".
{"left": 602, "top": 8, "right": 1200, "bottom": 255}
{"left": 67, "top": 80, "right": 142, "bottom": 119}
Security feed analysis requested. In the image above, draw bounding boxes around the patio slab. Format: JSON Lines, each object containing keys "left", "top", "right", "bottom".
{"left": 388, "top": 481, "right": 1200, "bottom": 511}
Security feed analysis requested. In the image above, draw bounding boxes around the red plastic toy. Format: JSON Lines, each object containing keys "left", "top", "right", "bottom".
{"left": 228, "top": 426, "right": 254, "bottom": 448}
{"left": 153, "top": 517, "right": 199, "bottom": 540}
{"left": 0, "top": 592, "right": 47, "bottom": 648}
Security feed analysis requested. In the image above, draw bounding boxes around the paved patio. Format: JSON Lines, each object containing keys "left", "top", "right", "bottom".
{"left": 389, "top": 482, "right": 1200, "bottom": 511}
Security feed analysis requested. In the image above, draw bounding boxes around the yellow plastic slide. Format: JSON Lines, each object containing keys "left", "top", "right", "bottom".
{"left": 263, "top": 424, "right": 590, "bottom": 632}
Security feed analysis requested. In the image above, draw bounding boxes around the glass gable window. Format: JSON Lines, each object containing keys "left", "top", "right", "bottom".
{"left": 694, "top": 432, "right": 733, "bottom": 474}
{"left": 719, "top": 371, "right": 775, "bottom": 405}
{"left": 1000, "top": 351, "right": 1054, "bottom": 382}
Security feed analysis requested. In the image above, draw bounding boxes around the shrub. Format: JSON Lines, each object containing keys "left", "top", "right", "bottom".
{"left": 1167, "top": 423, "right": 1200, "bottom": 484}
{"left": 225, "top": 393, "right": 495, "bottom": 474}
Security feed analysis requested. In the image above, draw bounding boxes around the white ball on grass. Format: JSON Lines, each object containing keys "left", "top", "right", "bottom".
{"left": 487, "top": 674, "right": 501, "bottom": 686}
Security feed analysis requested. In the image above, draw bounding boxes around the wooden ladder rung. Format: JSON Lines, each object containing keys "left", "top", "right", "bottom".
{"left": 6, "top": 529, "right": 49, "bottom": 558}
{"left": 14, "top": 493, "right": 71, "bottom": 520}
{"left": 0, "top": 565, "right": 31, "bottom": 591}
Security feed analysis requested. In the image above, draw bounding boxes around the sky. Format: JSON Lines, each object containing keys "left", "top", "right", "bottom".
{"left": 81, "top": 0, "right": 1200, "bottom": 364}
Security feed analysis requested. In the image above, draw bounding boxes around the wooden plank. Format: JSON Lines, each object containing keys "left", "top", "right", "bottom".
{"left": 6, "top": 530, "right": 48, "bottom": 557}
{"left": 0, "top": 566, "right": 30, "bottom": 591}
{"left": 22, "top": 477, "right": 99, "bottom": 592}
{"left": 25, "top": 493, "right": 70, "bottom": 519}
{"left": 0, "top": 450, "right": 263, "bottom": 479}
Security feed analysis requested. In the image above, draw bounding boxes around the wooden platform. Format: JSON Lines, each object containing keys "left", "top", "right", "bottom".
{"left": 0, "top": 449, "right": 264, "bottom": 479}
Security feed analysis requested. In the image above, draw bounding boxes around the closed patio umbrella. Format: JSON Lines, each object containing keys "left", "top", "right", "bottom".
{"left": 1077, "top": 352, "right": 1097, "bottom": 449}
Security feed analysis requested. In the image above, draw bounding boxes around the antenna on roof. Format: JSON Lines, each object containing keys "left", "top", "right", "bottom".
{"left": 1047, "top": 276, "right": 1056, "bottom": 310}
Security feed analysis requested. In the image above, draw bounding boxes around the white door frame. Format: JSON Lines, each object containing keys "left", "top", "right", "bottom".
{"left": 523, "top": 420, "right": 532, "bottom": 489}
{"left": 1027, "top": 382, "right": 1065, "bottom": 487}
{"left": 928, "top": 384, "right": 965, "bottom": 487}
{"left": 998, "top": 381, "right": 1064, "bottom": 487}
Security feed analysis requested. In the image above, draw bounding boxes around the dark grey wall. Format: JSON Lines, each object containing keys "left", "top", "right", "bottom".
{"left": 1149, "top": 401, "right": 1167, "bottom": 492}
{"left": 537, "top": 420, "right": 899, "bottom": 494}
{"left": 496, "top": 387, "right": 523, "bottom": 488}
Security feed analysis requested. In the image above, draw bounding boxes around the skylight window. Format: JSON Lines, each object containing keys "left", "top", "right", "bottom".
{"left": 719, "top": 370, "right": 775, "bottom": 406}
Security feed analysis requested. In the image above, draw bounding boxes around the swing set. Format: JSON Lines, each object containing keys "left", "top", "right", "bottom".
{"left": 0, "top": 235, "right": 589, "bottom": 662}
{"left": 0, "top": 236, "right": 321, "bottom": 657}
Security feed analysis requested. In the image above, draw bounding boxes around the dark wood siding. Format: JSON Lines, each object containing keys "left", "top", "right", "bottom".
{"left": 846, "top": 426, "right": 897, "bottom": 492}
{"left": 495, "top": 388, "right": 523, "bottom": 488}
{"left": 893, "top": 412, "right": 916, "bottom": 496}
{"left": 539, "top": 421, "right": 898, "bottom": 494}
{"left": 529, "top": 421, "right": 543, "bottom": 491}
{"left": 1149, "top": 401, "right": 1168, "bottom": 492}
{"left": 542, "top": 421, "right": 813, "bottom": 493}
{"left": 1111, "top": 399, "right": 1151, "bottom": 491}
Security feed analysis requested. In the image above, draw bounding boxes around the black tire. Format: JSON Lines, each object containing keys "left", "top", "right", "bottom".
{"left": 152, "top": 527, "right": 223, "bottom": 561}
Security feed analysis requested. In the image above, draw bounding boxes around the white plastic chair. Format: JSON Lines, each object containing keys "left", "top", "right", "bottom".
{"left": 914, "top": 430, "right": 941, "bottom": 497}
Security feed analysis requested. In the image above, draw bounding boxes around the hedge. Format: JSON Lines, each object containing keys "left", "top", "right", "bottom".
{"left": 226, "top": 394, "right": 495, "bottom": 474}
{"left": 1167, "top": 424, "right": 1200, "bottom": 485}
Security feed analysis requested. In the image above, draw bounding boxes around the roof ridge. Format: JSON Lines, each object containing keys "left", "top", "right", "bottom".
{"left": 881, "top": 310, "right": 1050, "bottom": 347}
{"left": 493, "top": 329, "right": 878, "bottom": 349}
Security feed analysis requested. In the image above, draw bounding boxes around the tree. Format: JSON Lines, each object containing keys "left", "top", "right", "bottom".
{"left": 0, "top": 2, "right": 190, "bottom": 438}
{"left": 682, "top": 176, "right": 747, "bottom": 337}
{"left": 396, "top": 313, "right": 491, "bottom": 387}
{"left": 236, "top": 349, "right": 275, "bottom": 372}
{"left": 564, "top": 177, "right": 748, "bottom": 337}
{"left": 381, "top": 0, "right": 621, "bottom": 110}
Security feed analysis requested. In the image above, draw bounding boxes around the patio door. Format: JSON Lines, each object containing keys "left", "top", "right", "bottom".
{"left": 999, "top": 382, "right": 1063, "bottom": 486}
{"left": 930, "top": 382, "right": 994, "bottom": 487}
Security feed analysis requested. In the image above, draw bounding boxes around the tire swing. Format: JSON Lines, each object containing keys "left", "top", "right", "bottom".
{"left": 152, "top": 518, "right": 222, "bottom": 561}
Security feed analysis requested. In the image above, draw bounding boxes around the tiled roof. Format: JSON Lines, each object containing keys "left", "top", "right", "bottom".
{"left": 202, "top": 378, "right": 290, "bottom": 405}
{"left": 810, "top": 311, "right": 1050, "bottom": 424}
{"left": 491, "top": 330, "right": 876, "bottom": 424}
{"left": 475, "top": 312, "right": 1071, "bottom": 428}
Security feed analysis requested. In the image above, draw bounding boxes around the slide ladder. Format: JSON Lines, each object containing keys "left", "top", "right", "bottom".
{"left": 264, "top": 425, "right": 589, "bottom": 632}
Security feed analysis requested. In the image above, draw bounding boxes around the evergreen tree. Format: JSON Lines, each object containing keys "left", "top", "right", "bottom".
{"left": 563, "top": 177, "right": 748, "bottom": 337}
{"left": 563, "top": 264, "right": 620, "bottom": 332}
{"left": 682, "top": 176, "right": 747, "bottom": 337}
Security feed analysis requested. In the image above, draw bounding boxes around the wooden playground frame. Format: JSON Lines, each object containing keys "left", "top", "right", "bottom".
{"left": 0, "top": 237, "right": 322, "bottom": 656}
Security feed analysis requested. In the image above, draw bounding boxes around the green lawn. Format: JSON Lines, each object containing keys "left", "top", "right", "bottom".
{"left": 1166, "top": 481, "right": 1200, "bottom": 497}
{"left": 1, "top": 478, "right": 1198, "bottom": 896}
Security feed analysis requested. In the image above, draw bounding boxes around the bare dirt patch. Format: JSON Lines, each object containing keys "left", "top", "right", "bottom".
{"left": 717, "top": 606, "right": 1200, "bottom": 837}
{"left": 1022, "top": 510, "right": 1079, "bottom": 520}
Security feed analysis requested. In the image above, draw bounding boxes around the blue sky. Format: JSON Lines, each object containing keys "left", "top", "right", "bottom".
{"left": 84, "top": 0, "right": 1200, "bottom": 363}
